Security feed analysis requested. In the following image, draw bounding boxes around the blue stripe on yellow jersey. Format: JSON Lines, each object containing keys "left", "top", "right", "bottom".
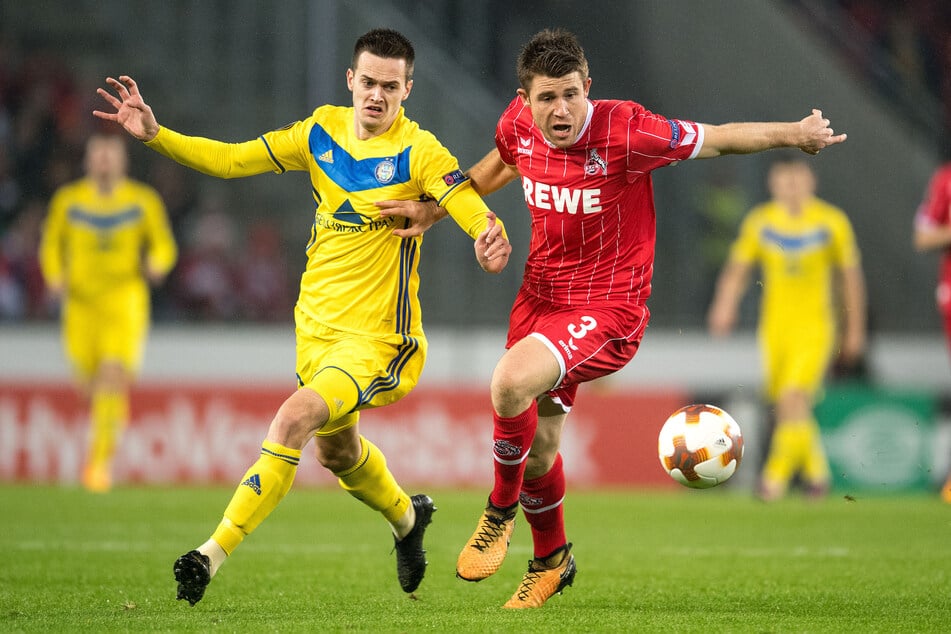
{"left": 308, "top": 123, "right": 413, "bottom": 192}
{"left": 761, "top": 227, "right": 831, "bottom": 252}
{"left": 68, "top": 206, "right": 143, "bottom": 230}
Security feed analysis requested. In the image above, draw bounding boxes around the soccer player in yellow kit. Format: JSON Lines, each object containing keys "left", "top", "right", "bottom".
{"left": 39, "top": 133, "right": 177, "bottom": 493}
{"left": 708, "top": 157, "right": 866, "bottom": 501}
{"left": 95, "top": 28, "right": 511, "bottom": 605}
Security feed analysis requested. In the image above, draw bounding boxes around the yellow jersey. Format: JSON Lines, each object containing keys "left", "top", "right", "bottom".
{"left": 728, "top": 197, "right": 859, "bottom": 335}
{"left": 39, "top": 177, "right": 177, "bottom": 301}
{"left": 147, "top": 105, "right": 500, "bottom": 338}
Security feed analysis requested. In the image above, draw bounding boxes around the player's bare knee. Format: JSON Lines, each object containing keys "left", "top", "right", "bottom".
{"left": 268, "top": 395, "right": 325, "bottom": 449}
{"left": 490, "top": 372, "right": 535, "bottom": 415}
{"left": 314, "top": 447, "right": 357, "bottom": 473}
{"left": 524, "top": 451, "right": 556, "bottom": 480}
{"left": 313, "top": 432, "right": 362, "bottom": 472}
{"left": 95, "top": 362, "right": 129, "bottom": 393}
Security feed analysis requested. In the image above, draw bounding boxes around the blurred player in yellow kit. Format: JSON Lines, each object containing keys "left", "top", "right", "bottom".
{"left": 39, "top": 133, "right": 177, "bottom": 493}
{"left": 708, "top": 157, "right": 866, "bottom": 500}
{"left": 95, "top": 28, "right": 511, "bottom": 605}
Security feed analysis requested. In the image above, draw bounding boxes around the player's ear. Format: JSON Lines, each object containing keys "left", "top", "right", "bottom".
{"left": 402, "top": 79, "right": 413, "bottom": 101}
{"left": 583, "top": 76, "right": 592, "bottom": 97}
{"left": 516, "top": 88, "right": 529, "bottom": 105}
{"left": 346, "top": 68, "right": 355, "bottom": 91}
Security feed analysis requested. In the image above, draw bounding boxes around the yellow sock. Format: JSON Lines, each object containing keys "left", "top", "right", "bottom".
{"left": 335, "top": 436, "right": 410, "bottom": 525}
{"left": 801, "top": 417, "right": 831, "bottom": 485}
{"left": 761, "top": 419, "right": 810, "bottom": 489}
{"left": 86, "top": 390, "right": 129, "bottom": 472}
{"left": 212, "top": 440, "right": 301, "bottom": 554}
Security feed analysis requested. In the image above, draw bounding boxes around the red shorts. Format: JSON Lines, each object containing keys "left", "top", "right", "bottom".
{"left": 938, "top": 280, "right": 951, "bottom": 356}
{"left": 506, "top": 289, "right": 649, "bottom": 410}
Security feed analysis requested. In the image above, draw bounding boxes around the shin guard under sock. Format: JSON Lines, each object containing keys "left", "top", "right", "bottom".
{"left": 213, "top": 440, "right": 301, "bottom": 554}
{"left": 489, "top": 400, "right": 538, "bottom": 509}
{"left": 520, "top": 453, "right": 567, "bottom": 559}
{"left": 335, "top": 436, "right": 411, "bottom": 524}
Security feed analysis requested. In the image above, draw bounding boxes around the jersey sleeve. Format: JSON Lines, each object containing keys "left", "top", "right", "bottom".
{"left": 140, "top": 185, "right": 178, "bottom": 277}
{"left": 829, "top": 207, "right": 861, "bottom": 268}
{"left": 411, "top": 131, "right": 469, "bottom": 206}
{"left": 627, "top": 107, "right": 704, "bottom": 172}
{"left": 915, "top": 165, "right": 951, "bottom": 229}
{"left": 145, "top": 126, "right": 280, "bottom": 178}
{"left": 258, "top": 118, "right": 314, "bottom": 173}
{"left": 442, "top": 183, "right": 507, "bottom": 241}
{"left": 38, "top": 186, "right": 69, "bottom": 288}
{"left": 728, "top": 208, "right": 764, "bottom": 264}
{"left": 410, "top": 131, "right": 503, "bottom": 240}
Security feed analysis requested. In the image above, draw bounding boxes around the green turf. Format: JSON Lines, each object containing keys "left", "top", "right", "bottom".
{"left": 2, "top": 484, "right": 949, "bottom": 632}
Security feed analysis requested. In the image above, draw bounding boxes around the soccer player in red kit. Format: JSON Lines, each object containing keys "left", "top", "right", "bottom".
{"left": 383, "top": 28, "right": 846, "bottom": 608}
{"left": 913, "top": 161, "right": 951, "bottom": 502}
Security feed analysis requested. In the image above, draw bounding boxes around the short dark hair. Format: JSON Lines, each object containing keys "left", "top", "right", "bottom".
{"left": 516, "top": 29, "right": 589, "bottom": 90}
{"left": 353, "top": 28, "right": 415, "bottom": 81}
{"left": 769, "top": 153, "right": 813, "bottom": 172}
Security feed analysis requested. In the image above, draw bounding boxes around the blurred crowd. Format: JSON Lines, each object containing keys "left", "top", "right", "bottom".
{"left": 4, "top": 3, "right": 951, "bottom": 323}
{"left": 832, "top": 0, "right": 951, "bottom": 140}
{"left": 0, "top": 40, "right": 296, "bottom": 323}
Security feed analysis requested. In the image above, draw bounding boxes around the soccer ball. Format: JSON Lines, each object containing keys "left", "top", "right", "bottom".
{"left": 658, "top": 404, "right": 744, "bottom": 489}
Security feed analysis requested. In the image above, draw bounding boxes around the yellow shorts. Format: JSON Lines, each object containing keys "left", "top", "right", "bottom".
{"left": 294, "top": 309, "right": 427, "bottom": 436}
{"left": 62, "top": 283, "right": 149, "bottom": 380}
{"left": 760, "top": 322, "right": 833, "bottom": 401}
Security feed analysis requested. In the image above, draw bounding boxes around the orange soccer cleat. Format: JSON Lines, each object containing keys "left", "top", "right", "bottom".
{"left": 455, "top": 502, "right": 516, "bottom": 581}
{"left": 503, "top": 543, "right": 576, "bottom": 609}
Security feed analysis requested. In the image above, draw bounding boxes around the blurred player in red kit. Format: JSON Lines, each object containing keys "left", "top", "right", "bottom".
{"left": 913, "top": 160, "right": 951, "bottom": 502}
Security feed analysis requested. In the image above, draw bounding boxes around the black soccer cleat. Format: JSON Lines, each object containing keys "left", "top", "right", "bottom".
{"left": 393, "top": 494, "right": 436, "bottom": 593}
{"left": 174, "top": 549, "right": 212, "bottom": 606}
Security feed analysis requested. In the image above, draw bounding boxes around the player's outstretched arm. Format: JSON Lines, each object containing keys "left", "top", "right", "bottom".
{"left": 93, "top": 76, "right": 160, "bottom": 142}
{"left": 377, "top": 199, "right": 447, "bottom": 238}
{"left": 378, "top": 148, "right": 519, "bottom": 238}
{"left": 474, "top": 211, "right": 511, "bottom": 273}
{"left": 467, "top": 148, "right": 520, "bottom": 197}
{"left": 698, "top": 109, "right": 847, "bottom": 159}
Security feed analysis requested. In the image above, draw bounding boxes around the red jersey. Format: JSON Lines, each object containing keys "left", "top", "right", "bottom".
{"left": 496, "top": 96, "right": 703, "bottom": 307}
{"left": 915, "top": 163, "right": 951, "bottom": 285}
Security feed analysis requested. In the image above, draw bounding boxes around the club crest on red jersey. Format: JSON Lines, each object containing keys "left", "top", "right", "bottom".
{"left": 584, "top": 148, "right": 607, "bottom": 176}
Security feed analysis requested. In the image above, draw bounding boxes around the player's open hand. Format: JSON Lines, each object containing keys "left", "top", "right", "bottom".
{"left": 475, "top": 211, "right": 511, "bottom": 273}
{"left": 377, "top": 198, "right": 446, "bottom": 238}
{"left": 93, "top": 76, "right": 160, "bottom": 142}
{"left": 797, "top": 109, "right": 847, "bottom": 155}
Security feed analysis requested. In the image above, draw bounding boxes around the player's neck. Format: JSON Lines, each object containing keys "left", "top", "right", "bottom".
{"left": 779, "top": 199, "right": 805, "bottom": 216}
{"left": 353, "top": 115, "right": 398, "bottom": 141}
{"left": 93, "top": 174, "right": 120, "bottom": 196}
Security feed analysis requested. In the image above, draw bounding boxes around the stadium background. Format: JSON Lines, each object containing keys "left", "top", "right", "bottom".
{"left": 1, "top": 0, "right": 949, "bottom": 493}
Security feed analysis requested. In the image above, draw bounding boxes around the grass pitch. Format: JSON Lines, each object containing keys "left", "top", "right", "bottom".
{"left": 2, "top": 483, "right": 949, "bottom": 632}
